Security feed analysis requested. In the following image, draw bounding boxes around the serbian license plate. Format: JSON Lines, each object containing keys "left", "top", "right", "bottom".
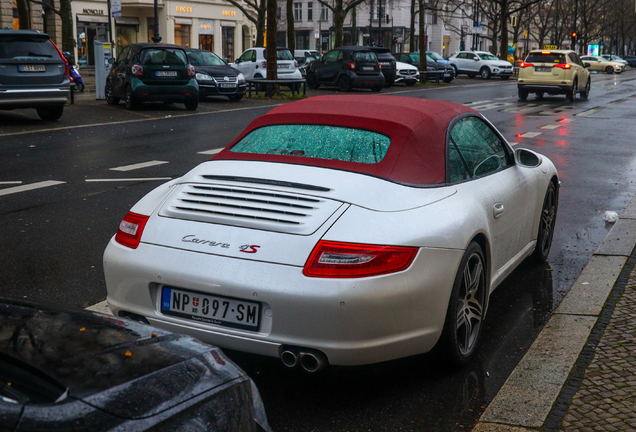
{"left": 19, "top": 64, "right": 45, "bottom": 72}
{"left": 362, "top": 66, "right": 374, "bottom": 71}
{"left": 161, "top": 286, "right": 261, "bottom": 331}
{"left": 220, "top": 83, "right": 237, "bottom": 88}
{"left": 156, "top": 71, "right": 178, "bottom": 77}
{"left": 535, "top": 67, "right": 552, "bottom": 72}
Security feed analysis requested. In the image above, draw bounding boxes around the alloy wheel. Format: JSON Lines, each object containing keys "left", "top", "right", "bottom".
{"left": 539, "top": 185, "right": 557, "bottom": 257}
{"left": 455, "top": 253, "right": 485, "bottom": 357}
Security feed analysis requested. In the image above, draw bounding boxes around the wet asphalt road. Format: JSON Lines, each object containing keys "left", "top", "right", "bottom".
{"left": 1, "top": 71, "right": 636, "bottom": 431}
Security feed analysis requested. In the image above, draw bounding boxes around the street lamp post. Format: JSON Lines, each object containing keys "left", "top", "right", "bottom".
{"left": 151, "top": 0, "right": 161, "bottom": 43}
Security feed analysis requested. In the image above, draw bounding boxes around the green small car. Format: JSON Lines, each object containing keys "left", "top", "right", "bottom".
{"left": 105, "top": 43, "right": 199, "bottom": 111}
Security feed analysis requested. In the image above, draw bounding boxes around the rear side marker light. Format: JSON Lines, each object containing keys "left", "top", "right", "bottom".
{"left": 303, "top": 241, "right": 418, "bottom": 278}
{"left": 115, "top": 212, "right": 149, "bottom": 249}
{"left": 378, "top": 63, "right": 382, "bottom": 70}
{"left": 348, "top": 62, "right": 356, "bottom": 70}
{"left": 132, "top": 64, "right": 143, "bottom": 76}
{"left": 187, "top": 64, "right": 195, "bottom": 77}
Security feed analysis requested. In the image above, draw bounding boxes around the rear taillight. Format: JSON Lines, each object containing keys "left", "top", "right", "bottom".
{"left": 50, "top": 40, "right": 69, "bottom": 76}
{"left": 294, "top": 60, "right": 298, "bottom": 68}
{"left": 261, "top": 61, "right": 267, "bottom": 68}
{"left": 348, "top": 62, "right": 356, "bottom": 70}
{"left": 303, "top": 241, "right": 418, "bottom": 278}
{"left": 520, "top": 62, "right": 534, "bottom": 68}
{"left": 554, "top": 63, "right": 572, "bottom": 69}
{"left": 132, "top": 64, "right": 143, "bottom": 76}
{"left": 115, "top": 212, "right": 149, "bottom": 249}
{"left": 187, "top": 64, "right": 195, "bottom": 77}
{"left": 378, "top": 63, "right": 382, "bottom": 70}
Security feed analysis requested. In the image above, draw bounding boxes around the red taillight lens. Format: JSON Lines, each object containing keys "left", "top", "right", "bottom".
{"left": 115, "top": 212, "right": 149, "bottom": 249}
{"left": 187, "top": 64, "right": 195, "bottom": 77}
{"left": 50, "top": 40, "right": 69, "bottom": 76}
{"left": 294, "top": 60, "right": 298, "bottom": 68}
{"left": 303, "top": 241, "right": 418, "bottom": 278}
{"left": 378, "top": 63, "right": 382, "bottom": 70}
{"left": 261, "top": 61, "right": 267, "bottom": 68}
{"left": 554, "top": 63, "right": 572, "bottom": 69}
{"left": 132, "top": 64, "right": 143, "bottom": 76}
{"left": 348, "top": 62, "right": 356, "bottom": 70}
{"left": 520, "top": 62, "right": 534, "bottom": 68}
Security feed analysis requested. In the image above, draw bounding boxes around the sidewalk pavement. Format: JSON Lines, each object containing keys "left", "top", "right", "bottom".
{"left": 473, "top": 197, "right": 636, "bottom": 432}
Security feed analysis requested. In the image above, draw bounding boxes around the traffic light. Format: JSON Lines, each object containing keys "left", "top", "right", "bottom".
{"left": 571, "top": 31, "right": 577, "bottom": 47}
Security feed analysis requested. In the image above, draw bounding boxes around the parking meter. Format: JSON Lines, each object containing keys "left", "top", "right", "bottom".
{"left": 94, "top": 41, "right": 113, "bottom": 99}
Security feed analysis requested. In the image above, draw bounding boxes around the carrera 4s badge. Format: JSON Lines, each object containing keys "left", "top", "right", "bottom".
{"left": 181, "top": 235, "right": 261, "bottom": 253}
{"left": 239, "top": 245, "right": 261, "bottom": 253}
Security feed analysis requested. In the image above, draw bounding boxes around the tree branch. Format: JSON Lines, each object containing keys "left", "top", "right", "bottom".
{"left": 26, "top": 0, "right": 60, "bottom": 16}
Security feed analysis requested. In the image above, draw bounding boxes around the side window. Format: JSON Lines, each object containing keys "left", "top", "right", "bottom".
{"left": 117, "top": 46, "right": 130, "bottom": 64}
{"left": 250, "top": 50, "right": 257, "bottom": 62}
{"left": 336, "top": 50, "right": 343, "bottom": 61}
{"left": 449, "top": 143, "right": 470, "bottom": 183}
{"left": 323, "top": 50, "right": 338, "bottom": 63}
{"left": 449, "top": 117, "right": 510, "bottom": 179}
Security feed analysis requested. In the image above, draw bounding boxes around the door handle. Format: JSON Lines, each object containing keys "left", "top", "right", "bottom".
{"left": 493, "top": 202, "right": 504, "bottom": 219}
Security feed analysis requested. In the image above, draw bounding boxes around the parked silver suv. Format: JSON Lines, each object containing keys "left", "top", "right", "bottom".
{"left": 0, "top": 30, "right": 70, "bottom": 120}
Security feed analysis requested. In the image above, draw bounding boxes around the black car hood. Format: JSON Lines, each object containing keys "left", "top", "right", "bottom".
{"left": 194, "top": 65, "right": 239, "bottom": 78}
{"left": 0, "top": 300, "right": 251, "bottom": 420}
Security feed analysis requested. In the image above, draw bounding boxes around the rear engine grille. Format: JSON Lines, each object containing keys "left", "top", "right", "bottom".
{"left": 159, "top": 183, "right": 343, "bottom": 235}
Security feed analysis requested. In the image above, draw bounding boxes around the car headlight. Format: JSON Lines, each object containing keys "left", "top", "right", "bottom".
{"left": 237, "top": 73, "right": 245, "bottom": 83}
{"left": 196, "top": 72, "right": 213, "bottom": 81}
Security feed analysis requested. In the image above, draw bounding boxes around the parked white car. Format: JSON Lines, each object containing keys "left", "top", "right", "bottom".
{"left": 449, "top": 51, "right": 513, "bottom": 80}
{"left": 231, "top": 47, "right": 302, "bottom": 81}
{"left": 395, "top": 61, "right": 419, "bottom": 86}
{"left": 295, "top": 49, "right": 321, "bottom": 59}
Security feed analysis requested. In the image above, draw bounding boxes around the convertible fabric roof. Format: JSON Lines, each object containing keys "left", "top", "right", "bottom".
{"left": 213, "top": 95, "right": 478, "bottom": 185}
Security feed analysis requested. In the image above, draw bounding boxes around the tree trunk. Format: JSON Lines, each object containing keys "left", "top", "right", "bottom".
{"left": 17, "top": 0, "right": 30, "bottom": 29}
{"left": 368, "top": 0, "right": 374, "bottom": 44}
{"left": 60, "top": 0, "right": 74, "bottom": 63}
{"left": 256, "top": 1, "right": 266, "bottom": 46}
{"left": 499, "top": 0, "right": 508, "bottom": 60}
{"left": 418, "top": 0, "right": 427, "bottom": 82}
{"left": 333, "top": 7, "right": 346, "bottom": 47}
{"left": 351, "top": 5, "right": 357, "bottom": 45}
{"left": 286, "top": 0, "right": 295, "bottom": 51}
{"left": 409, "top": 0, "right": 416, "bottom": 52}
{"left": 266, "top": 0, "right": 278, "bottom": 94}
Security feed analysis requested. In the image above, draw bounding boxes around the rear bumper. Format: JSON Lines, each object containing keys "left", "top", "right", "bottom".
{"left": 0, "top": 87, "right": 69, "bottom": 108}
{"left": 518, "top": 83, "right": 571, "bottom": 94}
{"left": 349, "top": 72, "right": 385, "bottom": 88}
{"left": 131, "top": 79, "right": 199, "bottom": 101}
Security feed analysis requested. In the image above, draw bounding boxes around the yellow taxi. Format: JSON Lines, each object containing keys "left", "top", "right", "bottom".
{"left": 518, "top": 49, "right": 591, "bottom": 102}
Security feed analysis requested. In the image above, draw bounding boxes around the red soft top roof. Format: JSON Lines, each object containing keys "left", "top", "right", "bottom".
{"left": 213, "top": 95, "right": 478, "bottom": 185}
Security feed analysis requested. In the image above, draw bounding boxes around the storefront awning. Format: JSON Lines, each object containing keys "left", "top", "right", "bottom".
{"left": 199, "top": 19, "right": 214, "bottom": 35}
{"left": 175, "top": 17, "right": 193, "bottom": 25}
{"left": 77, "top": 14, "right": 109, "bottom": 23}
{"left": 115, "top": 17, "right": 140, "bottom": 25}
{"left": 220, "top": 20, "right": 236, "bottom": 27}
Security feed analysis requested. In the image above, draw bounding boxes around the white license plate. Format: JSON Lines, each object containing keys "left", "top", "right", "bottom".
{"left": 220, "top": 83, "right": 237, "bottom": 88}
{"left": 277, "top": 64, "right": 288, "bottom": 69}
{"left": 161, "top": 286, "right": 261, "bottom": 331}
{"left": 535, "top": 67, "right": 552, "bottom": 72}
{"left": 19, "top": 64, "right": 45, "bottom": 72}
{"left": 156, "top": 71, "right": 178, "bottom": 77}
{"left": 362, "top": 66, "right": 374, "bottom": 71}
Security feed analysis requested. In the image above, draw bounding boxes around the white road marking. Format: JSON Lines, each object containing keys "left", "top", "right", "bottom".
{"left": 198, "top": 148, "right": 225, "bottom": 155}
{"left": 110, "top": 160, "right": 169, "bottom": 171}
{"left": 540, "top": 124, "right": 562, "bottom": 130}
{"left": 0, "top": 181, "right": 22, "bottom": 185}
{"left": 85, "top": 178, "right": 172, "bottom": 182}
{"left": 575, "top": 107, "right": 604, "bottom": 117}
{"left": 0, "top": 180, "right": 65, "bottom": 197}
{"left": 85, "top": 300, "right": 113, "bottom": 315}
{"left": 509, "top": 142, "right": 520, "bottom": 146}
{"left": 465, "top": 101, "right": 514, "bottom": 111}
{"left": 518, "top": 132, "right": 542, "bottom": 138}
{"left": 503, "top": 104, "right": 541, "bottom": 113}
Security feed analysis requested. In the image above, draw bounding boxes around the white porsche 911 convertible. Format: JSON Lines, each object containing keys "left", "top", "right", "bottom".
{"left": 104, "top": 95, "right": 559, "bottom": 372}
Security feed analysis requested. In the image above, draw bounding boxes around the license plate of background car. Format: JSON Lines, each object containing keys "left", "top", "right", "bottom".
{"left": 161, "top": 286, "right": 261, "bottom": 331}
{"left": 277, "top": 64, "right": 288, "bottom": 69}
{"left": 535, "top": 67, "right": 552, "bottom": 72}
{"left": 156, "top": 71, "right": 178, "bottom": 77}
{"left": 362, "top": 66, "right": 374, "bottom": 71}
{"left": 18, "top": 65, "right": 45, "bottom": 72}
{"left": 220, "top": 83, "right": 237, "bottom": 88}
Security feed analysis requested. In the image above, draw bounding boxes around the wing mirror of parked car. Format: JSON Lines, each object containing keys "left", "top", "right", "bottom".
{"left": 235, "top": 59, "right": 241, "bottom": 64}
{"left": 515, "top": 148, "right": 542, "bottom": 167}
{"left": 474, "top": 57, "right": 480, "bottom": 61}
{"left": 584, "top": 62, "right": 591, "bottom": 68}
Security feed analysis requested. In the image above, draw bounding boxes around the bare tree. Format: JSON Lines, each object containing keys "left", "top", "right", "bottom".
{"left": 266, "top": 0, "right": 279, "bottom": 93}
{"left": 287, "top": 0, "right": 295, "bottom": 51}
{"left": 225, "top": 0, "right": 267, "bottom": 46}
{"left": 28, "top": 0, "right": 75, "bottom": 62}
{"left": 317, "top": 0, "right": 368, "bottom": 47}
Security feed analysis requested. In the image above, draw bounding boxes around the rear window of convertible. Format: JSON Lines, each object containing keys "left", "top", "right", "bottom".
{"left": 230, "top": 125, "right": 391, "bottom": 164}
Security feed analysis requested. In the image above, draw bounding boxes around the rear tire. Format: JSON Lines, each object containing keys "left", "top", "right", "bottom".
{"left": 338, "top": 75, "right": 352, "bottom": 92}
{"left": 441, "top": 242, "right": 487, "bottom": 365}
{"left": 532, "top": 182, "right": 558, "bottom": 262}
{"left": 536, "top": 92, "right": 544, "bottom": 100}
{"left": 306, "top": 72, "right": 320, "bottom": 90}
{"left": 76, "top": 82, "right": 85, "bottom": 92}
{"left": 253, "top": 75, "right": 265, "bottom": 91}
{"left": 518, "top": 88, "right": 528, "bottom": 101}
{"left": 184, "top": 98, "right": 198, "bottom": 111}
{"left": 36, "top": 105, "right": 64, "bottom": 121}
{"left": 580, "top": 77, "right": 590, "bottom": 100}
{"left": 605, "top": 66, "right": 614, "bottom": 74}
{"left": 125, "top": 86, "right": 139, "bottom": 110}
{"left": 566, "top": 79, "right": 578, "bottom": 102}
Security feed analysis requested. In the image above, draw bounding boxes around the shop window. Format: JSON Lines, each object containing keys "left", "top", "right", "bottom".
{"left": 116, "top": 26, "right": 138, "bottom": 55}
{"left": 222, "top": 26, "right": 234, "bottom": 62}
{"left": 175, "top": 24, "right": 191, "bottom": 48}
{"left": 294, "top": 3, "right": 302, "bottom": 21}
{"left": 148, "top": 17, "right": 155, "bottom": 42}
{"left": 320, "top": 4, "right": 328, "bottom": 21}
{"left": 199, "top": 35, "right": 214, "bottom": 52}
{"left": 307, "top": 2, "right": 313, "bottom": 21}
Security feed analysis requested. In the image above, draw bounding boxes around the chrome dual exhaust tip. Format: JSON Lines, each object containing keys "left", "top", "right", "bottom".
{"left": 280, "top": 346, "right": 328, "bottom": 372}
{"left": 281, "top": 349, "right": 299, "bottom": 368}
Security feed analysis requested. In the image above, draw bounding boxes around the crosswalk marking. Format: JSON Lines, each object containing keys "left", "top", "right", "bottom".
{"left": 110, "top": 160, "right": 169, "bottom": 171}
{"left": 575, "top": 107, "right": 604, "bottom": 117}
{"left": 0, "top": 181, "right": 22, "bottom": 185}
{"left": 0, "top": 180, "right": 65, "bottom": 197}
{"left": 502, "top": 104, "right": 541, "bottom": 113}
{"left": 198, "top": 148, "right": 225, "bottom": 155}
{"left": 540, "top": 124, "right": 562, "bottom": 130}
{"left": 464, "top": 101, "right": 514, "bottom": 111}
{"left": 518, "top": 132, "right": 542, "bottom": 138}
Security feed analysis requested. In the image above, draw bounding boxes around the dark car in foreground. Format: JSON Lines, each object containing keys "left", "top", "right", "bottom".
{"left": 306, "top": 46, "right": 384, "bottom": 92}
{"left": 185, "top": 49, "right": 246, "bottom": 101}
{"left": 396, "top": 52, "right": 455, "bottom": 83}
{"left": 369, "top": 47, "right": 397, "bottom": 87}
{"left": 0, "top": 30, "right": 70, "bottom": 120}
{"left": 0, "top": 299, "right": 270, "bottom": 431}
{"left": 105, "top": 43, "right": 199, "bottom": 111}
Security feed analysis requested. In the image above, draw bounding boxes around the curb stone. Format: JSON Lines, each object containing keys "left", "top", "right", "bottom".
{"left": 473, "top": 193, "right": 636, "bottom": 431}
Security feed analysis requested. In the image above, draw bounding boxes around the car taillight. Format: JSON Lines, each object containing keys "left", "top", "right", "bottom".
{"left": 115, "top": 212, "right": 149, "bottom": 249}
{"left": 187, "top": 64, "right": 195, "bottom": 77}
{"left": 348, "top": 62, "right": 356, "bottom": 70}
{"left": 554, "top": 63, "right": 572, "bottom": 69}
{"left": 303, "top": 240, "right": 418, "bottom": 278}
{"left": 50, "top": 39, "right": 69, "bottom": 76}
{"left": 132, "top": 64, "right": 143, "bottom": 76}
{"left": 294, "top": 60, "right": 298, "bottom": 68}
{"left": 378, "top": 63, "right": 382, "bottom": 70}
{"left": 520, "top": 62, "right": 534, "bottom": 68}
{"left": 261, "top": 61, "right": 267, "bottom": 68}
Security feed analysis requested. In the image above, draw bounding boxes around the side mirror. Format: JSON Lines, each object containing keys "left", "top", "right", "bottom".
{"left": 108, "top": 57, "right": 115, "bottom": 65}
{"left": 584, "top": 62, "right": 591, "bottom": 68}
{"left": 235, "top": 59, "right": 241, "bottom": 64}
{"left": 474, "top": 57, "right": 480, "bottom": 61}
{"left": 515, "top": 148, "right": 542, "bottom": 167}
